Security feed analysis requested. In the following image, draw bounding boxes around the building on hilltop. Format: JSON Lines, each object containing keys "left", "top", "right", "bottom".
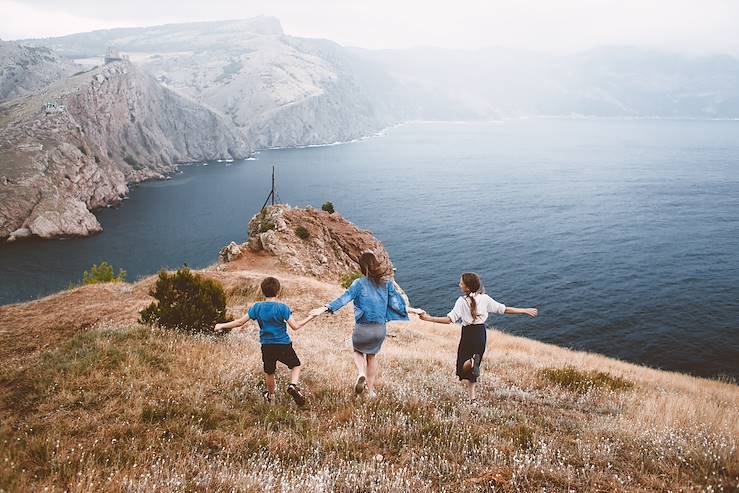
{"left": 104, "top": 47, "right": 128, "bottom": 64}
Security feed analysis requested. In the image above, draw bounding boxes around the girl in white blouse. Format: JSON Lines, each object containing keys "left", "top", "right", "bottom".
{"left": 419, "top": 272, "right": 538, "bottom": 402}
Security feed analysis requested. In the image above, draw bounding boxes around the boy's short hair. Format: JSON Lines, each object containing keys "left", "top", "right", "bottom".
{"left": 261, "top": 277, "right": 281, "bottom": 297}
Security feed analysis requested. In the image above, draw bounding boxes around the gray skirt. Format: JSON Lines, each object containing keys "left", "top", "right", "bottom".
{"left": 352, "top": 323, "right": 388, "bottom": 355}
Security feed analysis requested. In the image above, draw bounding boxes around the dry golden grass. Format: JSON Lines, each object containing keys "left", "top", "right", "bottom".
{"left": 1, "top": 264, "right": 737, "bottom": 492}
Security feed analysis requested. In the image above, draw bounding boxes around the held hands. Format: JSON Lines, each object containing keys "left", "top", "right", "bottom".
{"left": 407, "top": 307, "right": 428, "bottom": 320}
{"left": 309, "top": 306, "right": 329, "bottom": 317}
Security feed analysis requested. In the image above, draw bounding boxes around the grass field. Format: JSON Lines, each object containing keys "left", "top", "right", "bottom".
{"left": 1, "top": 266, "right": 737, "bottom": 491}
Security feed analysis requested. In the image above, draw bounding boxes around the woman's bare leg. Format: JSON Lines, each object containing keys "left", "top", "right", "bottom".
{"left": 366, "top": 354, "right": 379, "bottom": 392}
{"left": 352, "top": 350, "right": 366, "bottom": 377}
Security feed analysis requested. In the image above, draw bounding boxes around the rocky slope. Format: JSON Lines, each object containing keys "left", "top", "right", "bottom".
{"left": 0, "top": 57, "right": 250, "bottom": 241}
{"left": 0, "top": 41, "right": 79, "bottom": 101}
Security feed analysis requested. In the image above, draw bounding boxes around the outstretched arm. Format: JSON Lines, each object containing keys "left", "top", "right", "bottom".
{"left": 504, "top": 307, "right": 539, "bottom": 317}
{"left": 215, "top": 313, "right": 250, "bottom": 333}
{"left": 418, "top": 311, "right": 454, "bottom": 324}
{"left": 320, "top": 278, "right": 361, "bottom": 315}
{"left": 286, "top": 314, "right": 317, "bottom": 331}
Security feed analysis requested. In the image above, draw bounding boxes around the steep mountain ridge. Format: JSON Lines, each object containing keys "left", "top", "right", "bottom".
{"left": 20, "top": 18, "right": 410, "bottom": 148}
{"left": 0, "top": 59, "right": 250, "bottom": 240}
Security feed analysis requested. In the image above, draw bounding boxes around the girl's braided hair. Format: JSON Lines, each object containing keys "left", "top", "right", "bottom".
{"left": 461, "top": 272, "right": 483, "bottom": 320}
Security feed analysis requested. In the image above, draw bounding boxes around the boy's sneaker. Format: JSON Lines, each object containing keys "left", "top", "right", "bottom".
{"left": 354, "top": 375, "right": 367, "bottom": 395}
{"left": 286, "top": 383, "right": 306, "bottom": 407}
{"left": 463, "top": 354, "right": 482, "bottom": 378}
{"left": 262, "top": 391, "right": 275, "bottom": 404}
{"left": 368, "top": 390, "right": 378, "bottom": 400}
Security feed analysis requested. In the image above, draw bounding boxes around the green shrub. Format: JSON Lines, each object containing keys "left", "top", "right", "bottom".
{"left": 295, "top": 226, "right": 310, "bottom": 240}
{"left": 540, "top": 366, "right": 634, "bottom": 393}
{"left": 81, "top": 261, "right": 126, "bottom": 285}
{"left": 341, "top": 272, "right": 364, "bottom": 289}
{"left": 123, "top": 154, "right": 143, "bottom": 170}
{"left": 139, "top": 268, "right": 228, "bottom": 334}
{"left": 259, "top": 222, "right": 276, "bottom": 233}
{"left": 321, "top": 201, "right": 335, "bottom": 214}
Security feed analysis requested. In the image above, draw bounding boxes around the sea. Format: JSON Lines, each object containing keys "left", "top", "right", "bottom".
{"left": 1, "top": 119, "right": 737, "bottom": 379}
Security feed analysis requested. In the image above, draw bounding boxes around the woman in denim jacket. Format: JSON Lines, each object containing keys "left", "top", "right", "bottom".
{"left": 311, "top": 251, "right": 408, "bottom": 398}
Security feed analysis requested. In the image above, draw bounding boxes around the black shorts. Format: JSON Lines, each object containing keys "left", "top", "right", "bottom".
{"left": 261, "top": 343, "right": 301, "bottom": 374}
{"left": 456, "top": 324, "right": 487, "bottom": 383}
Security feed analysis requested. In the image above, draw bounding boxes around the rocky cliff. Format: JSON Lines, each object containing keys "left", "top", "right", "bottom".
{"left": 219, "top": 205, "right": 393, "bottom": 281}
{"left": 0, "top": 58, "right": 250, "bottom": 241}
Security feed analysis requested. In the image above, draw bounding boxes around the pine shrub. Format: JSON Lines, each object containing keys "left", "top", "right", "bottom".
{"left": 321, "top": 201, "right": 335, "bottom": 214}
{"left": 82, "top": 261, "right": 126, "bottom": 285}
{"left": 295, "top": 226, "right": 310, "bottom": 240}
{"left": 341, "top": 272, "right": 364, "bottom": 289}
{"left": 139, "top": 268, "right": 228, "bottom": 334}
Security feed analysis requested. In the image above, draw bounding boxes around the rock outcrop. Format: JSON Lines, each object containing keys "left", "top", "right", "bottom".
{"left": 222, "top": 205, "right": 393, "bottom": 281}
{"left": 0, "top": 58, "right": 251, "bottom": 241}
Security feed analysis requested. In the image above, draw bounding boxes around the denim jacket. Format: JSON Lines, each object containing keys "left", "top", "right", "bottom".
{"left": 327, "top": 277, "right": 409, "bottom": 324}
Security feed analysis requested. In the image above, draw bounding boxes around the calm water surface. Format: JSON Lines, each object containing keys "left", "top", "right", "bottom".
{"left": 1, "top": 119, "right": 738, "bottom": 378}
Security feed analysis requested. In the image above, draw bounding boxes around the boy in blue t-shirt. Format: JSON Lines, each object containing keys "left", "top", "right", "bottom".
{"left": 215, "top": 276, "right": 316, "bottom": 406}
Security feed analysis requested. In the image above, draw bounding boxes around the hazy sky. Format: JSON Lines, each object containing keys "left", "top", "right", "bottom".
{"left": 2, "top": 0, "right": 739, "bottom": 55}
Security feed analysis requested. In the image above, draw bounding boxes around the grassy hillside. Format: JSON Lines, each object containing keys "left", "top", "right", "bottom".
{"left": 1, "top": 261, "right": 737, "bottom": 491}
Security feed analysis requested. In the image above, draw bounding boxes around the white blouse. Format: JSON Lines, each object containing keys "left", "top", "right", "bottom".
{"left": 447, "top": 293, "right": 506, "bottom": 325}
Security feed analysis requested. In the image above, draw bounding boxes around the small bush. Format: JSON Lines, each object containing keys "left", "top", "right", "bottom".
{"left": 341, "top": 272, "right": 364, "bottom": 289}
{"left": 123, "top": 154, "right": 143, "bottom": 170}
{"left": 322, "top": 201, "right": 335, "bottom": 214}
{"left": 541, "top": 366, "right": 634, "bottom": 393}
{"left": 295, "top": 226, "right": 310, "bottom": 240}
{"left": 139, "top": 268, "right": 228, "bottom": 334}
{"left": 81, "top": 261, "right": 126, "bottom": 285}
{"left": 259, "top": 222, "right": 276, "bottom": 233}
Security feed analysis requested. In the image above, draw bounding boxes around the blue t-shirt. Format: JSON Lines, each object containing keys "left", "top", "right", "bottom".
{"left": 247, "top": 301, "right": 293, "bottom": 345}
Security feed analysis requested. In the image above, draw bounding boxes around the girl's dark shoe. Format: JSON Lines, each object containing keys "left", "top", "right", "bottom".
{"left": 262, "top": 391, "right": 275, "bottom": 404}
{"left": 354, "top": 375, "right": 367, "bottom": 395}
{"left": 463, "top": 353, "right": 482, "bottom": 377}
{"left": 287, "top": 383, "right": 306, "bottom": 406}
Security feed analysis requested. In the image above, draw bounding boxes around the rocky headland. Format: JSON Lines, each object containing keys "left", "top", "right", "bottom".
{"left": 0, "top": 58, "right": 250, "bottom": 241}
{"left": 220, "top": 205, "right": 393, "bottom": 281}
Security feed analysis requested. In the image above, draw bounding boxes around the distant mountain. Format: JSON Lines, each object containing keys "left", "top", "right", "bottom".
{"left": 21, "top": 18, "right": 409, "bottom": 148}
{"left": 354, "top": 45, "right": 739, "bottom": 118}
